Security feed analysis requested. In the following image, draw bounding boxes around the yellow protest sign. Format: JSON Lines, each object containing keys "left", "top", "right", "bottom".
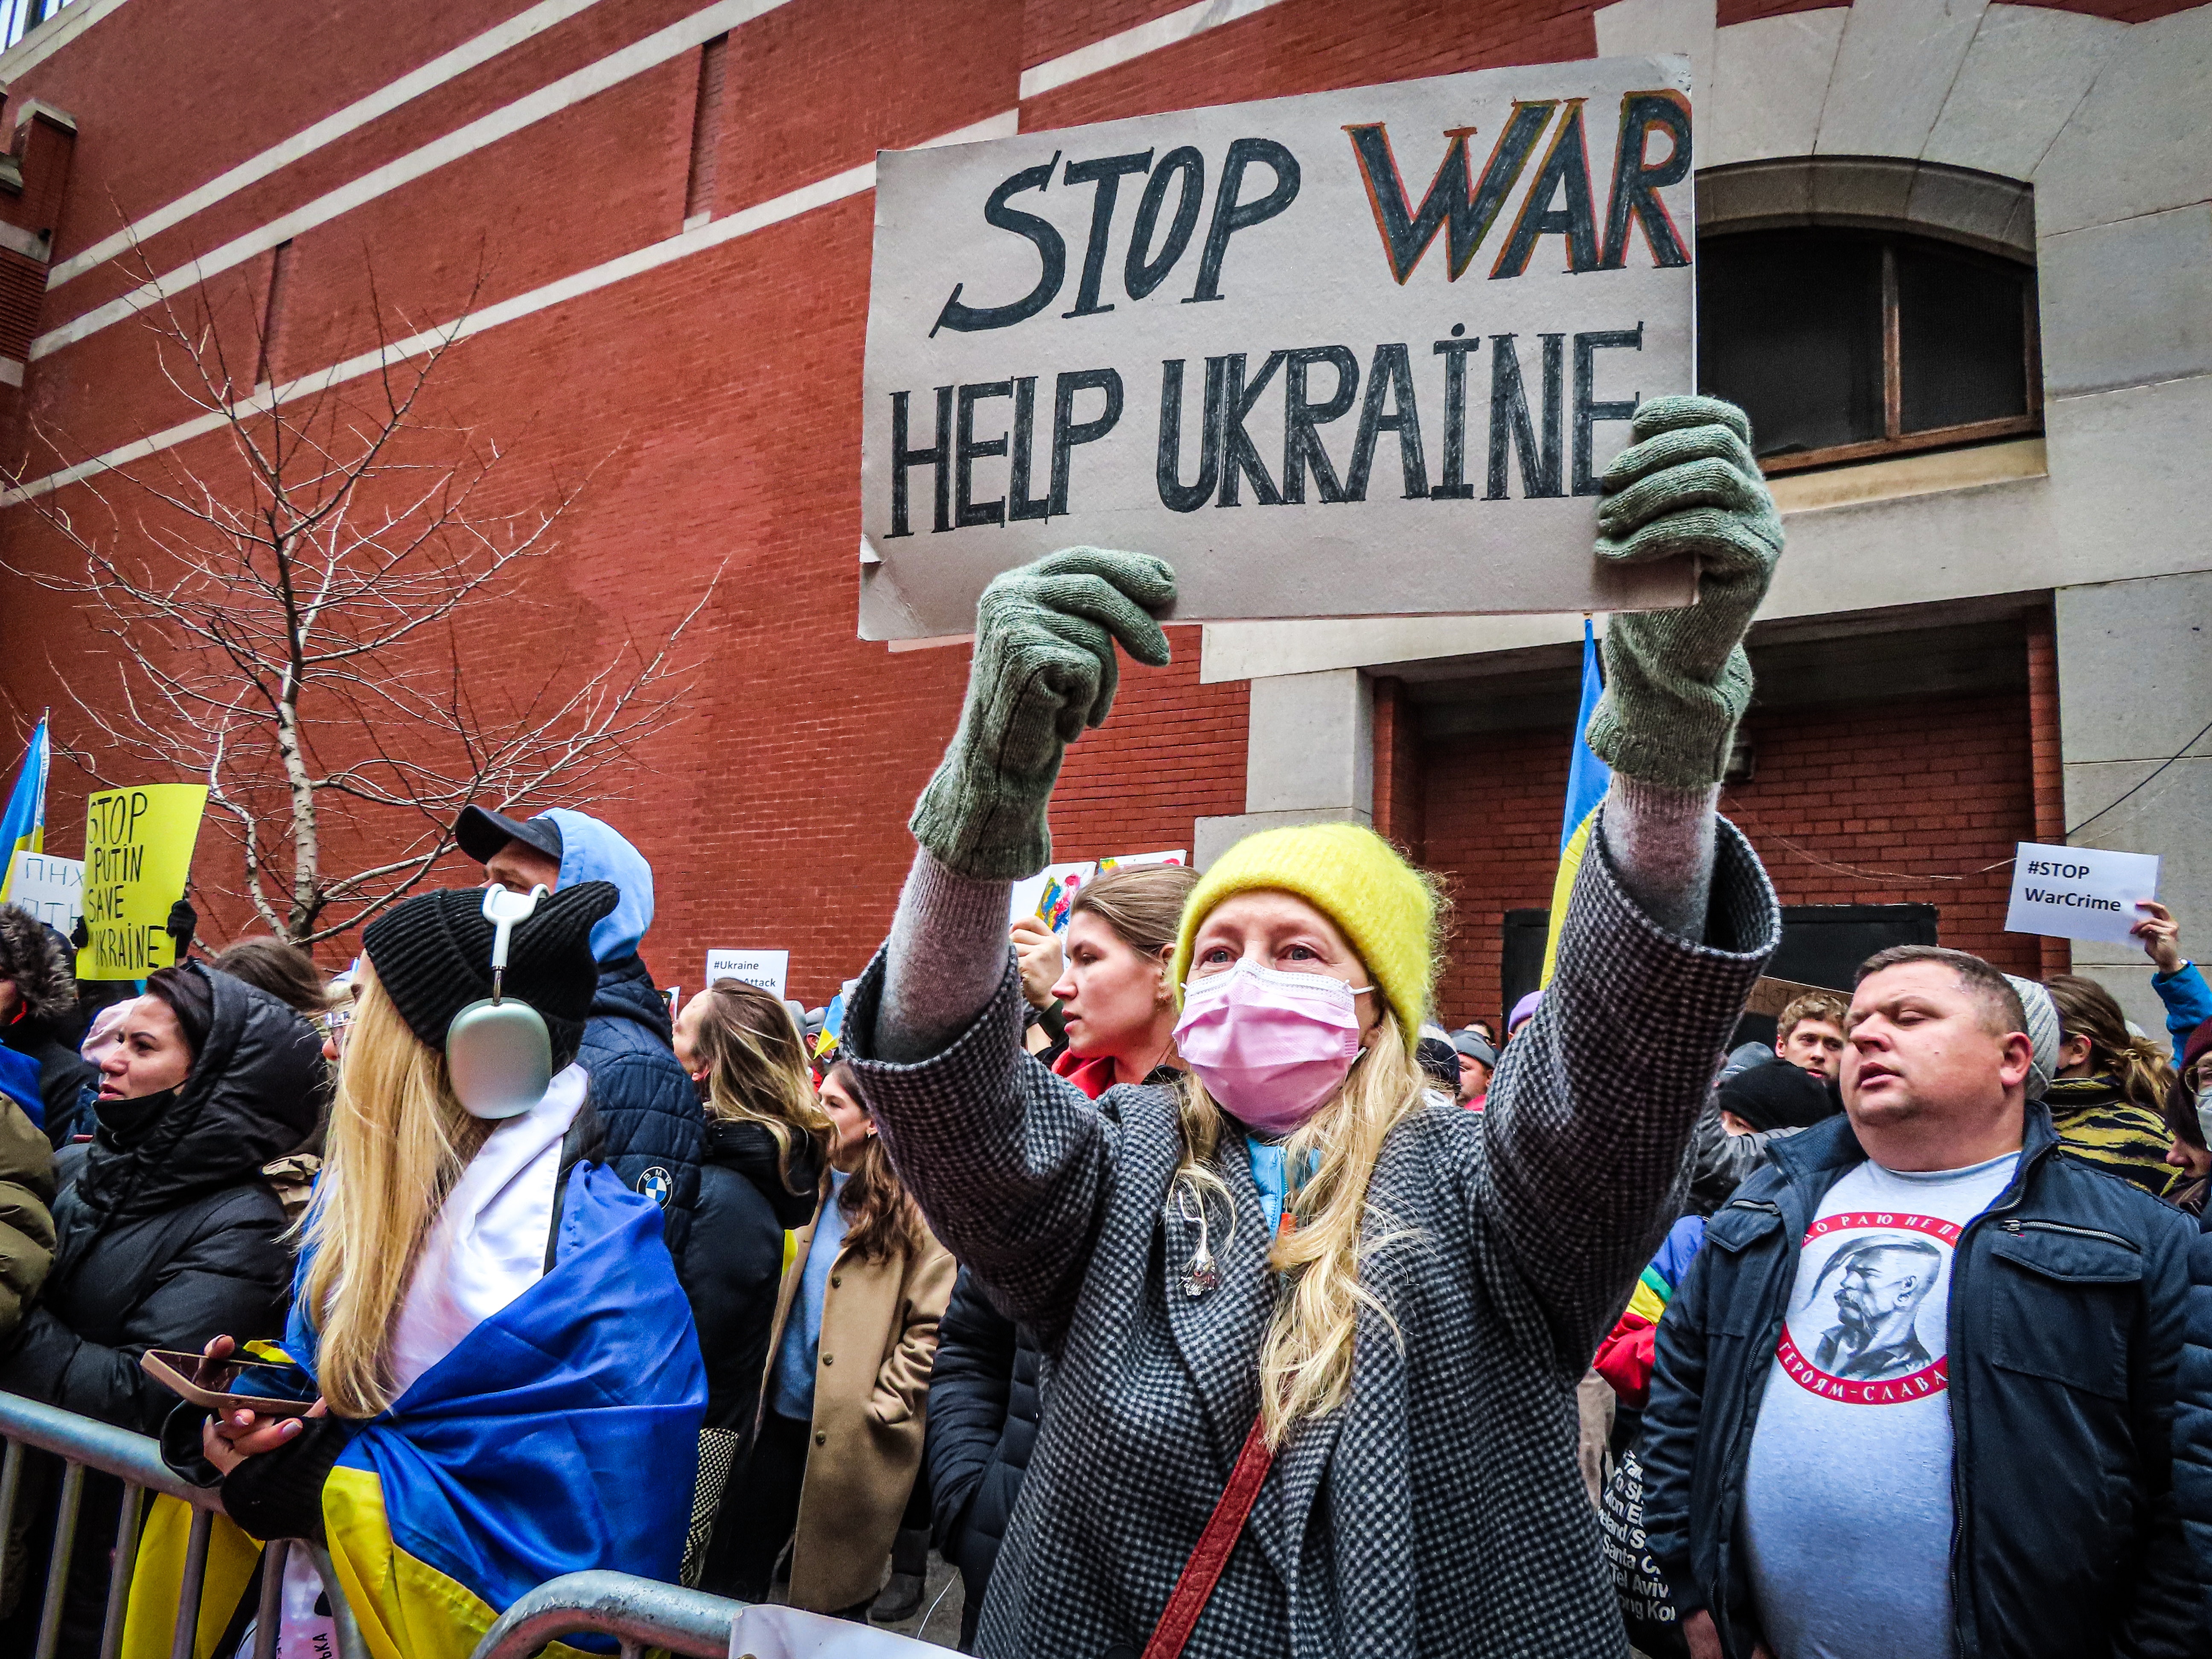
{"left": 76, "top": 785, "right": 209, "bottom": 981}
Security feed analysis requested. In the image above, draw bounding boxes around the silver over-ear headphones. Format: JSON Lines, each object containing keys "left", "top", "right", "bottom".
{"left": 446, "top": 885, "right": 553, "bottom": 1120}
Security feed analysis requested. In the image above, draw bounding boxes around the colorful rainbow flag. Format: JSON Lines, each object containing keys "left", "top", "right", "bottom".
{"left": 1540, "top": 621, "right": 1612, "bottom": 987}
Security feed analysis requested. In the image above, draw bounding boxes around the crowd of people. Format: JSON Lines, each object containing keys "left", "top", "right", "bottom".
{"left": 0, "top": 394, "right": 2206, "bottom": 1657}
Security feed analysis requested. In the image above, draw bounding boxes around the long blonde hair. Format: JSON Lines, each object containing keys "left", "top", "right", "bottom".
{"left": 1173, "top": 1008, "right": 1431, "bottom": 1448}
{"left": 693, "top": 978, "right": 833, "bottom": 1192}
{"left": 300, "top": 965, "right": 493, "bottom": 1419}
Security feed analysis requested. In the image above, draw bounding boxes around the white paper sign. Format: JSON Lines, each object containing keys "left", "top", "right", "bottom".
{"left": 730, "top": 1601, "right": 956, "bottom": 1656}
{"left": 861, "top": 55, "right": 1699, "bottom": 640}
{"left": 706, "top": 949, "right": 790, "bottom": 998}
{"left": 6, "top": 852, "right": 84, "bottom": 934}
{"left": 2004, "top": 843, "right": 2160, "bottom": 945}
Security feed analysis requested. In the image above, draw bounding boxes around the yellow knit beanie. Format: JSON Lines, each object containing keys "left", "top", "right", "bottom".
{"left": 1172, "top": 822, "right": 1437, "bottom": 1052}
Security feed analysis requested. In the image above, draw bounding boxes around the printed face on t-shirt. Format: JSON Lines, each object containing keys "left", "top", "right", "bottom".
{"left": 1779, "top": 1211, "right": 1958, "bottom": 1404}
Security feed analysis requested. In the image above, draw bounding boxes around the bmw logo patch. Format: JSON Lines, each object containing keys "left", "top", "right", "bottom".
{"left": 638, "top": 1166, "right": 673, "bottom": 1208}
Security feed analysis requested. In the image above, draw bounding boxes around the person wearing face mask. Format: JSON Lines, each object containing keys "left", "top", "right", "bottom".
{"left": 141, "top": 883, "right": 704, "bottom": 1659}
{"left": 839, "top": 393, "right": 1787, "bottom": 1657}
{"left": 1, "top": 964, "right": 323, "bottom": 1432}
{"left": 0, "top": 962, "right": 322, "bottom": 1655}
{"left": 930, "top": 861, "right": 1198, "bottom": 1649}
{"left": 717, "top": 1060, "right": 954, "bottom": 1618}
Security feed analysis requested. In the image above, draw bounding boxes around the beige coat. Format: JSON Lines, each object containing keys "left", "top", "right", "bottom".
{"left": 759, "top": 1179, "right": 955, "bottom": 1612}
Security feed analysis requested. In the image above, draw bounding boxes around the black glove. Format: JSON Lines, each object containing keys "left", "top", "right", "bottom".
{"left": 166, "top": 898, "right": 197, "bottom": 959}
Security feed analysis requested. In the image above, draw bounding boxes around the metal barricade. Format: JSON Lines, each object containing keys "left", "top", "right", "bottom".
{"left": 0, "top": 1390, "right": 367, "bottom": 1659}
{"left": 471, "top": 1570, "right": 955, "bottom": 1659}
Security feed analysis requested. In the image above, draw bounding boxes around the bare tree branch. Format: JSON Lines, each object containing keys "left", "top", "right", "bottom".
{"left": 2, "top": 243, "right": 707, "bottom": 947}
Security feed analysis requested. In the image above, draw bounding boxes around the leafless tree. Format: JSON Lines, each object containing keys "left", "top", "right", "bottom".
{"left": 5, "top": 259, "right": 714, "bottom": 946}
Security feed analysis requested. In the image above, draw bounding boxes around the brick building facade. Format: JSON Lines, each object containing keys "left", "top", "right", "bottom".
{"left": 0, "top": 0, "right": 2203, "bottom": 1030}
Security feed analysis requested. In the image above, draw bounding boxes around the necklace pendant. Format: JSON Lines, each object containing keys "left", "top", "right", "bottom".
{"left": 1182, "top": 1261, "right": 1220, "bottom": 1298}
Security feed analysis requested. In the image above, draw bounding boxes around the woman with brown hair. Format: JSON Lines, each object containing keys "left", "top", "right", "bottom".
{"left": 672, "top": 977, "right": 832, "bottom": 1593}
{"left": 2044, "top": 972, "right": 2180, "bottom": 1196}
{"left": 718, "top": 1058, "right": 954, "bottom": 1616}
{"left": 1048, "top": 861, "right": 1201, "bottom": 1097}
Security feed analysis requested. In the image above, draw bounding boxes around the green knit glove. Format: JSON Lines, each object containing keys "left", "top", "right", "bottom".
{"left": 1584, "top": 396, "right": 1784, "bottom": 789}
{"left": 911, "top": 548, "right": 1176, "bottom": 879}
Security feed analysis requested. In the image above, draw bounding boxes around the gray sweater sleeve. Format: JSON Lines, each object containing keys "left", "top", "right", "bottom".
{"left": 1601, "top": 776, "right": 1720, "bottom": 944}
{"left": 876, "top": 850, "right": 1016, "bottom": 1065}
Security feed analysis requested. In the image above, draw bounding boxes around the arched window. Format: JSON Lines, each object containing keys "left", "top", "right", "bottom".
{"left": 1695, "top": 159, "right": 2041, "bottom": 474}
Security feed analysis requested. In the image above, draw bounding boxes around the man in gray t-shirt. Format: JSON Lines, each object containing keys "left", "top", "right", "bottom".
{"left": 1640, "top": 945, "right": 2196, "bottom": 1659}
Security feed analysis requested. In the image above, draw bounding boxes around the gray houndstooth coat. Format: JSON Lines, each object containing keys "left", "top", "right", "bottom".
{"left": 840, "top": 818, "right": 1781, "bottom": 1657}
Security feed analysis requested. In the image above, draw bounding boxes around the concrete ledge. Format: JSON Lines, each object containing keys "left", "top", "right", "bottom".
{"left": 1768, "top": 439, "right": 2047, "bottom": 516}
{"left": 1194, "top": 809, "right": 1372, "bottom": 870}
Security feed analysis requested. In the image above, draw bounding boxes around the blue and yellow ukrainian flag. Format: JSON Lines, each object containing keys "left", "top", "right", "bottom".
{"left": 0, "top": 717, "right": 48, "bottom": 904}
{"left": 125, "top": 1165, "right": 706, "bottom": 1659}
{"left": 1540, "top": 621, "right": 1612, "bottom": 987}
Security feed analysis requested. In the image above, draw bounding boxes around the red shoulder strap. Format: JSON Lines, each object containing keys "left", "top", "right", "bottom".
{"left": 1141, "top": 1409, "right": 1275, "bottom": 1659}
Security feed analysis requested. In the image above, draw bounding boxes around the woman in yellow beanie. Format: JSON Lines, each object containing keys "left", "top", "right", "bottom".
{"left": 841, "top": 397, "right": 1787, "bottom": 1658}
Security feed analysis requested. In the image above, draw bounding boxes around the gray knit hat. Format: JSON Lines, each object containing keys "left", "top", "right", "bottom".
{"left": 2004, "top": 974, "right": 2060, "bottom": 1102}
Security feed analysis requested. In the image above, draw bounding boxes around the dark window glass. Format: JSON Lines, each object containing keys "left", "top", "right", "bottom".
{"left": 1896, "top": 241, "right": 2029, "bottom": 434}
{"left": 1697, "top": 232, "right": 1884, "bottom": 460}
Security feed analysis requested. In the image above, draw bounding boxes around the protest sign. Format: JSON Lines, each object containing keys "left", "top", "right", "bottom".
{"left": 1010, "top": 850, "right": 1189, "bottom": 932}
{"left": 77, "top": 785, "right": 209, "bottom": 980}
{"left": 707, "top": 949, "right": 790, "bottom": 998}
{"left": 1010, "top": 861, "right": 1095, "bottom": 932}
{"left": 862, "top": 54, "right": 1698, "bottom": 641}
{"left": 7, "top": 852, "right": 83, "bottom": 935}
{"left": 2004, "top": 843, "right": 2160, "bottom": 946}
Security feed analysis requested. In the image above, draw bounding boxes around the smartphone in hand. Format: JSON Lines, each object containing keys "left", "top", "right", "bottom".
{"left": 142, "top": 1349, "right": 320, "bottom": 1417}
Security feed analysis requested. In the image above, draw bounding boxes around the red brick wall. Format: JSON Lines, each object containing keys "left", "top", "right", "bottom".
{"left": 0, "top": 0, "right": 2151, "bottom": 1000}
{"left": 1425, "top": 687, "right": 2040, "bottom": 1031}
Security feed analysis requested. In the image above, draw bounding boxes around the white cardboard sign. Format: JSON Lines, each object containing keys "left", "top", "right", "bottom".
{"left": 706, "top": 949, "right": 790, "bottom": 998}
{"left": 6, "top": 852, "right": 83, "bottom": 935}
{"left": 2004, "top": 842, "right": 2160, "bottom": 945}
{"left": 861, "top": 55, "right": 1699, "bottom": 640}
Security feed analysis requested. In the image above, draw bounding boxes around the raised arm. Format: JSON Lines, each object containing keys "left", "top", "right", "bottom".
{"left": 1477, "top": 397, "right": 1785, "bottom": 1364}
{"left": 841, "top": 550, "right": 1177, "bottom": 1346}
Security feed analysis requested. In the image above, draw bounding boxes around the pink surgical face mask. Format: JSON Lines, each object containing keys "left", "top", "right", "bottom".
{"left": 1173, "top": 959, "right": 1368, "bottom": 1135}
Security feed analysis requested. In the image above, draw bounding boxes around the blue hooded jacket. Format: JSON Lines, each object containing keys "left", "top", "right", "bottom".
{"left": 536, "top": 810, "right": 704, "bottom": 1265}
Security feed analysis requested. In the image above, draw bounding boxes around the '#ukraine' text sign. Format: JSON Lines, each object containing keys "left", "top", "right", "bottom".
{"left": 861, "top": 55, "right": 1698, "bottom": 640}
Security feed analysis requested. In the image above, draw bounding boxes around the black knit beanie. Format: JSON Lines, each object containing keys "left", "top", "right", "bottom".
{"left": 1720, "top": 1057, "right": 1841, "bottom": 1133}
{"left": 360, "top": 882, "right": 617, "bottom": 1073}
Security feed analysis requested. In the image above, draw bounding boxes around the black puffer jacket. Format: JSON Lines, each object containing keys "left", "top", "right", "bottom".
{"left": 684, "top": 1117, "right": 820, "bottom": 1435}
{"left": 578, "top": 955, "right": 704, "bottom": 1263}
{"left": 0, "top": 964, "right": 324, "bottom": 1433}
{"left": 926, "top": 1266, "right": 1042, "bottom": 1651}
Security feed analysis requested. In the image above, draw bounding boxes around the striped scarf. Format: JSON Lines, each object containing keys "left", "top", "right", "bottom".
{"left": 2045, "top": 1074, "right": 2175, "bottom": 1198}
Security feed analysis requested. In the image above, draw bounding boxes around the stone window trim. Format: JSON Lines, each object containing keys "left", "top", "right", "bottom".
{"left": 1697, "top": 156, "right": 2043, "bottom": 476}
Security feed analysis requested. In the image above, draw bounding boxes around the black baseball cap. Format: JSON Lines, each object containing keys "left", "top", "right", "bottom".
{"left": 454, "top": 805, "right": 562, "bottom": 867}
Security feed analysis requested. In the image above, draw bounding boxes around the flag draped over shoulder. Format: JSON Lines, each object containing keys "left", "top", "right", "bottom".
{"left": 125, "top": 1164, "right": 706, "bottom": 1659}
{"left": 0, "top": 717, "right": 48, "bottom": 903}
{"left": 1540, "top": 622, "right": 1611, "bottom": 988}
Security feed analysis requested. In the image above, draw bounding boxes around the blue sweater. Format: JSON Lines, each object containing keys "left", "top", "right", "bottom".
{"left": 2153, "top": 963, "right": 2212, "bottom": 1066}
